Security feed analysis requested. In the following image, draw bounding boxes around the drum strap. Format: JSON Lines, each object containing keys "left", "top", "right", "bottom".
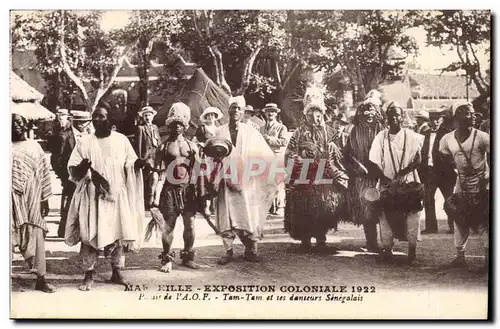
{"left": 454, "top": 129, "right": 477, "bottom": 171}
{"left": 454, "top": 129, "right": 481, "bottom": 191}
{"left": 387, "top": 129, "right": 407, "bottom": 176}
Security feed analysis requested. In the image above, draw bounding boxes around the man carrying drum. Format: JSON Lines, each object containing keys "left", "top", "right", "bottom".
{"left": 368, "top": 102, "right": 424, "bottom": 265}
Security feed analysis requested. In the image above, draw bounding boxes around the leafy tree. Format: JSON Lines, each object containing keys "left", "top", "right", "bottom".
{"left": 11, "top": 10, "right": 136, "bottom": 112}
{"left": 418, "top": 10, "right": 490, "bottom": 97}
{"left": 174, "top": 10, "right": 289, "bottom": 96}
{"left": 113, "top": 10, "right": 181, "bottom": 108}
{"left": 310, "top": 10, "right": 419, "bottom": 102}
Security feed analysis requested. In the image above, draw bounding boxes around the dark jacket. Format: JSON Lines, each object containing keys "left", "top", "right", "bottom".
{"left": 49, "top": 123, "right": 76, "bottom": 181}
{"left": 134, "top": 124, "right": 160, "bottom": 166}
{"left": 419, "top": 126, "right": 456, "bottom": 182}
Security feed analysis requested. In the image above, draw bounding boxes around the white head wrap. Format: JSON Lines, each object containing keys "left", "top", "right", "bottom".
{"left": 228, "top": 95, "right": 246, "bottom": 108}
{"left": 165, "top": 102, "right": 191, "bottom": 128}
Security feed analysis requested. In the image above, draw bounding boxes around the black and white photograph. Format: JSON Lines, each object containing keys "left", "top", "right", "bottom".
{"left": 8, "top": 9, "right": 491, "bottom": 319}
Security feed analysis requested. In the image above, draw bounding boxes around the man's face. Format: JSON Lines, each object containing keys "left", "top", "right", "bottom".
{"left": 332, "top": 120, "right": 345, "bottom": 132}
{"left": 361, "top": 106, "right": 376, "bottom": 124}
{"left": 143, "top": 112, "right": 154, "bottom": 124}
{"left": 73, "top": 121, "right": 88, "bottom": 133}
{"left": 265, "top": 110, "right": 278, "bottom": 121}
{"left": 387, "top": 107, "right": 403, "bottom": 130}
{"left": 169, "top": 121, "right": 185, "bottom": 136}
{"left": 456, "top": 106, "right": 475, "bottom": 128}
{"left": 308, "top": 108, "right": 323, "bottom": 125}
{"left": 92, "top": 107, "right": 111, "bottom": 134}
{"left": 416, "top": 117, "right": 427, "bottom": 127}
{"left": 58, "top": 114, "right": 69, "bottom": 128}
{"left": 12, "top": 114, "right": 26, "bottom": 140}
{"left": 428, "top": 116, "right": 442, "bottom": 131}
{"left": 229, "top": 103, "right": 244, "bottom": 122}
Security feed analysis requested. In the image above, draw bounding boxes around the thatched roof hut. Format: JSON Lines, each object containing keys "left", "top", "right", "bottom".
{"left": 10, "top": 71, "right": 54, "bottom": 121}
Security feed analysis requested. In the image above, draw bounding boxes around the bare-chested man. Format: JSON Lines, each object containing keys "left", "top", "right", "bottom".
{"left": 155, "top": 103, "right": 200, "bottom": 273}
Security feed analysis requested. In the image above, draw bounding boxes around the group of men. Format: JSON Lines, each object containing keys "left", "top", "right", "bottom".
{"left": 11, "top": 89, "right": 490, "bottom": 294}
{"left": 10, "top": 95, "right": 286, "bottom": 292}
{"left": 342, "top": 97, "right": 489, "bottom": 267}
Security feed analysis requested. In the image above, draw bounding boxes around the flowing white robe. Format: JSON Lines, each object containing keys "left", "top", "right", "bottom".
{"left": 215, "top": 123, "right": 279, "bottom": 236}
{"left": 369, "top": 128, "right": 424, "bottom": 182}
{"left": 65, "top": 131, "right": 145, "bottom": 250}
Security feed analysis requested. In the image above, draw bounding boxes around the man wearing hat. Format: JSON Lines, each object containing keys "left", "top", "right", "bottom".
{"left": 242, "top": 105, "right": 264, "bottom": 130}
{"left": 71, "top": 110, "right": 94, "bottom": 136}
{"left": 155, "top": 102, "right": 202, "bottom": 272}
{"left": 419, "top": 108, "right": 456, "bottom": 234}
{"left": 331, "top": 113, "right": 350, "bottom": 149}
{"left": 134, "top": 106, "right": 161, "bottom": 209}
{"left": 214, "top": 95, "right": 278, "bottom": 264}
{"left": 414, "top": 109, "right": 430, "bottom": 134}
{"left": 49, "top": 109, "right": 93, "bottom": 237}
{"left": 261, "top": 103, "right": 289, "bottom": 215}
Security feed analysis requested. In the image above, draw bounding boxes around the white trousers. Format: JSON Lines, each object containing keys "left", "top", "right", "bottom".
{"left": 379, "top": 210, "right": 421, "bottom": 250}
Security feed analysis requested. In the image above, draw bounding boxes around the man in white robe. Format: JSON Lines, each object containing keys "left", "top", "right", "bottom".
{"left": 214, "top": 96, "right": 278, "bottom": 264}
{"left": 369, "top": 102, "right": 424, "bottom": 264}
{"left": 65, "top": 103, "right": 146, "bottom": 291}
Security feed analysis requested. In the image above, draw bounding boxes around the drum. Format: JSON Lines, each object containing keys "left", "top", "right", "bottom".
{"left": 204, "top": 137, "right": 233, "bottom": 159}
{"left": 363, "top": 187, "right": 381, "bottom": 202}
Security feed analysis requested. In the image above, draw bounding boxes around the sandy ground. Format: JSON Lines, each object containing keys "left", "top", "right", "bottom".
{"left": 10, "top": 167, "right": 489, "bottom": 319}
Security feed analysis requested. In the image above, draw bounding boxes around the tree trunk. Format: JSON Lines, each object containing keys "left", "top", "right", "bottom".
{"left": 137, "top": 46, "right": 150, "bottom": 108}
{"left": 211, "top": 46, "right": 232, "bottom": 96}
{"left": 207, "top": 46, "right": 221, "bottom": 87}
{"left": 236, "top": 47, "right": 261, "bottom": 95}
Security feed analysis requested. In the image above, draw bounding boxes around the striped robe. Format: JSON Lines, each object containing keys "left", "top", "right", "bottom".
{"left": 343, "top": 123, "right": 383, "bottom": 225}
{"left": 11, "top": 140, "right": 52, "bottom": 245}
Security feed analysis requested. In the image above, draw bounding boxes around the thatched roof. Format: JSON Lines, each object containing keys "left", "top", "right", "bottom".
{"left": 10, "top": 71, "right": 54, "bottom": 121}
{"left": 10, "top": 71, "right": 43, "bottom": 102}
{"left": 11, "top": 101, "right": 55, "bottom": 121}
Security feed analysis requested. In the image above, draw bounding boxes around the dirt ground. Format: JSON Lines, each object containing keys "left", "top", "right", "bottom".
{"left": 10, "top": 169, "right": 489, "bottom": 319}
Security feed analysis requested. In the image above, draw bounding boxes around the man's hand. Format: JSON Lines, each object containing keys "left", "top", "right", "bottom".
{"left": 73, "top": 159, "right": 91, "bottom": 179}
{"left": 41, "top": 200, "right": 49, "bottom": 217}
{"left": 134, "top": 158, "right": 147, "bottom": 171}
{"left": 78, "top": 159, "right": 92, "bottom": 172}
{"left": 380, "top": 176, "right": 391, "bottom": 187}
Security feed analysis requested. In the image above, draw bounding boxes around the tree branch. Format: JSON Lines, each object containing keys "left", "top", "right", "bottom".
{"left": 212, "top": 45, "right": 232, "bottom": 95}
{"left": 192, "top": 11, "right": 204, "bottom": 40}
{"left": 282, "top": 62, "right": 300, "bottom": 89}
{"left": 91, "top": 46, "right": 134, "bottom": 111}
{"left": 273, "top": 57, "right": 282, "bottom": 86}
{"left": 59, "top": 11, "right": 92, "bottom": 111}
{"left": 237, "top": 46, "right": 261, "bottom": 95}
{"left": 468, "top": 42, "right": 488, "bottom": 88}
{"left": 208, "top": 45, "right": 221, "bottom": 86}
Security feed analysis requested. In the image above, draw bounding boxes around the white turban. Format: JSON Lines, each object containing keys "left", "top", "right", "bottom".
{"left": 165, "top": 102, "right": 191, "bottom": 128}
{"left": 228, "top": 95, "right": 246, "bottom": 108}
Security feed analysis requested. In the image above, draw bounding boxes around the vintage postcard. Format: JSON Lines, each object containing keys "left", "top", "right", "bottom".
{"left": 9, "top": 9, "right": 490, "bottom": 319}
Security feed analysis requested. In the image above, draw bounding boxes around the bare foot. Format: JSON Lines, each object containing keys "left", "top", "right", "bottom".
{"left": 78, "top": 271, "right": 94, "bottom": 291}
{"left": 78, "top": 281, "right": 93, "bottom": 291}
{"left": 159, "top": 262, "right": 172, "bottom": 273}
